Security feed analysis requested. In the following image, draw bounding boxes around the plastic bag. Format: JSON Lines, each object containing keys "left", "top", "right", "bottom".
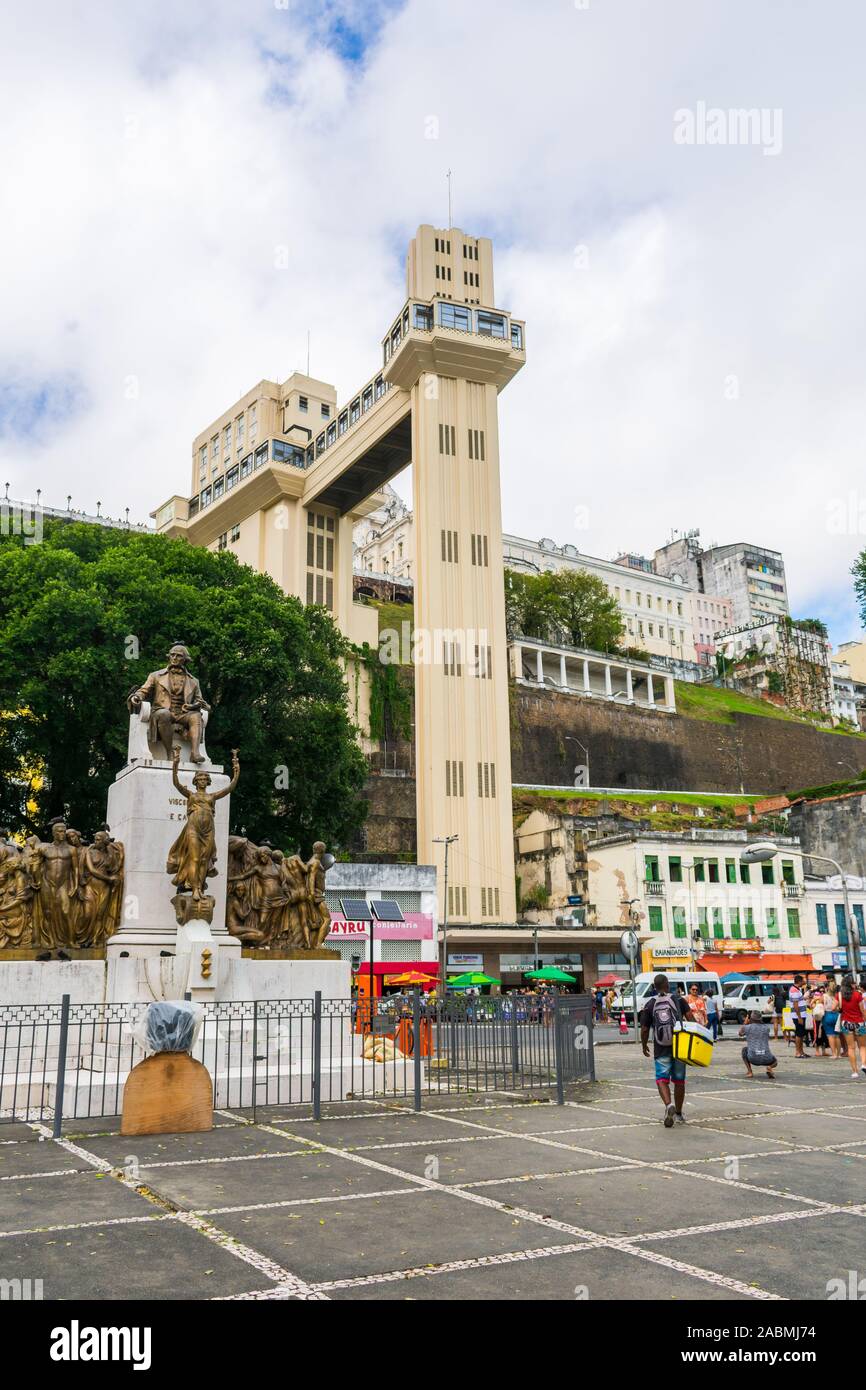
{"left": 132, "top": 1000, "right": 203, "bottom": 1055}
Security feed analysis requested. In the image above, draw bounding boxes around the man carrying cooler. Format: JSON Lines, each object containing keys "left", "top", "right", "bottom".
{"left": 641, "top": 973, "right": 693, "bottom": 1127}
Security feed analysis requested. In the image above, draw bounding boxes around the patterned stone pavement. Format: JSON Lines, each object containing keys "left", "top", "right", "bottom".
{"left": 2, "top": 1040, "right": 864, "bottom": 1301}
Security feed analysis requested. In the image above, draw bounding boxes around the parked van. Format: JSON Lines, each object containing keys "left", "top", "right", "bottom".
{"left": 721, "top": 978, "right": 792, "bottom": 1024}
{"left": 612, "top": 971, "right": 723, "bottom": 1024}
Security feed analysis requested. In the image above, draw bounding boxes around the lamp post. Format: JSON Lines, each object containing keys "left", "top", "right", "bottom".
{"left": 565, "top": 735, "right": 590, "bottom": 789}
{"left": 433, "top": 834, "right": 459, "bottom": 995}
{"left": 740, "top": 841, "right": 862, "bottom": 978}
{"left": 621, "top": 901, "right": 641, "bottom": 1041}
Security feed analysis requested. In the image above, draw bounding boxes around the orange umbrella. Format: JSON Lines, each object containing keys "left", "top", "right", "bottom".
{"left": 383, "top": 971, "right": 436, "bottom": 985}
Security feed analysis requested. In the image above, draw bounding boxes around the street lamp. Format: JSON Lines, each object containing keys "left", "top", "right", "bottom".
{"left": 565, "top": 735, "right": 590, "bottom": 788}
{"left": 433, "top": 834, "right": 459, "bottom": 994}
{"left": 739, "top": 841, "right": 862, "bottom": 977}
{"left": 620, "top": 899, "right": 642, "bottom": 1041}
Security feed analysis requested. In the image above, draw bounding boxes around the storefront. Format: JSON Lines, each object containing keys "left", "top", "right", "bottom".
{"left": 642, "top": 944, "right": 693, "bottom": 974}
{"left": 695, "top": 948, "right": 818, "bottom": 979}
{"left": 440, "top": 929, "right": 632, "bottom": 991}
{"left": 327, "top": 913, "right": 438, "bottom": 998}
{"left": 499, "top": 952, "right": 585, "bottom": 991}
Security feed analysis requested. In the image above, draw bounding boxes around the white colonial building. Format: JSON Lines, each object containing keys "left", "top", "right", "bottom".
{"left": 586, "top": 829, "right": 811, "bottom": 966}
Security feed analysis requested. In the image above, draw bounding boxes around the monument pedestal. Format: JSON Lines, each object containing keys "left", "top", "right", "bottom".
{"left": 104, "top": 715, "right": 241, "bottom": 1002}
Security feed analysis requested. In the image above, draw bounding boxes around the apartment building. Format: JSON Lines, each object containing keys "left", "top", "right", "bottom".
{"left": 654, "top": 533, "right": 789, "bottom": 631}
{"left": 835, "top": 639, "right": 866, "bottom": 684}
{"left": 803, "top": 876, "right": 866, "bottom": 974}
{"left": 587, "top": 830, "right": 811, "bottom": 966}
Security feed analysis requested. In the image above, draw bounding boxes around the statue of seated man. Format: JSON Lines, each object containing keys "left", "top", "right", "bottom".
{"left": 127, "top": 643, "right": 210, "bottom": 764}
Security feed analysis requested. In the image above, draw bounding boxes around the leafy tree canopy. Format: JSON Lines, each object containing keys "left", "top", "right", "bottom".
{"left": 0, "top": 521, "right": 367, "bottom": 851}
{"left": 506, "top": 567, "right": 624, "bottom": 653}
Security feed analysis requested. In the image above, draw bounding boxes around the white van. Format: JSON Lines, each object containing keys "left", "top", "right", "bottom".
{"left": 612, "top": 971, "right": 723, "bottom": 1024}
{"left": 721, "top": 978, "right": 792, "bottom": 1024}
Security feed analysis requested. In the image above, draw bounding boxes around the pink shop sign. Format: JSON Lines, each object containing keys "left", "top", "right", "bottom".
{"left": 327, "top": 912, "right": 433, "bottom": 940}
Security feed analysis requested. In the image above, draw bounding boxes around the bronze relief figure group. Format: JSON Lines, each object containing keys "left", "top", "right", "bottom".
{"left": 0, "top": 642, "right": 333, "bottom": 955}
{"left": 0, "top": 822, "right": 124, "bottom": 951}
{"left": 227, "top": 838, "right": 332, "bottom": 950}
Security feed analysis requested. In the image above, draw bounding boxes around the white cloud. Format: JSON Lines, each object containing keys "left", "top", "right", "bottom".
{"left": 2, "top": 0, "right": 865, "bottom": 641}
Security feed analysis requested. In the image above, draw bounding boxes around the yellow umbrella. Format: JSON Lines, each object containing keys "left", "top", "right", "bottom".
{"left": 383, "top": 971, "right": 436, "bottom": 985}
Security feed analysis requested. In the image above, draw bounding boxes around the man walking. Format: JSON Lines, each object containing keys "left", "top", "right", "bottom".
{"left": 641, "top": 973, "right": 693, "bottom": 1127}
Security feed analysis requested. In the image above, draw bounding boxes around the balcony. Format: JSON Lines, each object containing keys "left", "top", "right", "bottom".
{"left": 783, "top": 883, "right": 802, "bottom": 898}
{"left": 645, "top": 881, "right": 666, "bottom": 897}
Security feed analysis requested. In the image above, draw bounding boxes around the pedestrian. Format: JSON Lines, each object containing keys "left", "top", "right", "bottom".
{"left": 810, "top": 984, "right": 829, "bottom": 1056}
{"left": 640, "top": 973, "right": 693, "bottom": 1128}
{"left": 687, "top": 983, "right": 708, "bottom": 1028}
{"left": 771, "top": 981, "right": 787, "bottom": 1040}
{"left": 705, "top": 988, "right": 719, "bottom": 1041}
{"left": 838, "top": 975, "right": 866, "bottom": 1080}
{"left": 787, "top": 973, "right": 809, "bottom": 1059}
{"left": 823, "top": 979, "right": 842, "bottom": 1059}
{"left": 739, "top": 1010, "right": 778, "bottom": 1080}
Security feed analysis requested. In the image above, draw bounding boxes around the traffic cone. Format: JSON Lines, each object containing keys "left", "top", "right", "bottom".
{"left": 619, "top": 1011, "right": 629, "bottom": 1036}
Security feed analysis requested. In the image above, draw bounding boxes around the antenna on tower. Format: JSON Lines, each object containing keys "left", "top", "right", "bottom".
{"left": 306, "top": 330, "right": 310, "bottom": 377}
{"left": 446, "top": 169, "right": 453, "bottom": 230}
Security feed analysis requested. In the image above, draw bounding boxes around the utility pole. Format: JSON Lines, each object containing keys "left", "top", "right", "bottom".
{"left": 434, "top": 834, "right": 459, "bottom": 993}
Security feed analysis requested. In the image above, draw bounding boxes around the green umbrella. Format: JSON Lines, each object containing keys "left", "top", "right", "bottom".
{"left": 523, "top": 967, "right": 577, "bottom": 982}
{"left": 446, "top": 972, "right": 501, "bottom": 988}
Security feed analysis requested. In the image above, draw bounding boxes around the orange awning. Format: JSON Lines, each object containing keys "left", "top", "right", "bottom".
{"left": 696, "top": 952, "right": 818, "bottom": 976}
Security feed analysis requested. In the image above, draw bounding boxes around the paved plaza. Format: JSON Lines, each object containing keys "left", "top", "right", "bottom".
{"left": 2, "top": 1039, "right": 865, "bottom": 1302}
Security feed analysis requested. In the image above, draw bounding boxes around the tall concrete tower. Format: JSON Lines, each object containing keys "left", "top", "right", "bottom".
{"left": 152, "top": 222, "right": 525, "bottom": 926}
{"left": 385, "top": 226, "right": 525, "bottom": 924}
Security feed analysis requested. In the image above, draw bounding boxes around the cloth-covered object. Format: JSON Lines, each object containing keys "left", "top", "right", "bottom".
{"left": 133, "top": 1001, "right": 203, "bottom": 1055}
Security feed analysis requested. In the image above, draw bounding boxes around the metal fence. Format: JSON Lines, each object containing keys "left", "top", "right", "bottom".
{"left": 0, "top": 992, "right": 595, "bottom": 1131}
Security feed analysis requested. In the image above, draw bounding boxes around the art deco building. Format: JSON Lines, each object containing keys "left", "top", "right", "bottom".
{"left": 152, "top": 225, "right": 526, "bottom": 925}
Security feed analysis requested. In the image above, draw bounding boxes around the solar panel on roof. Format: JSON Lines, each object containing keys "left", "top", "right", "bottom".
{"left": 370, "top": 899, "right": 405, "bottom": 922}
{"left": 339, "top": 898, "right": 372, "bottom": 921}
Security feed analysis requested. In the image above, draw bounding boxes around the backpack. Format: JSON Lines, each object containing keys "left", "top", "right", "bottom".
{"left": 652, "top": 994, "right": 679, "bottom": 1047}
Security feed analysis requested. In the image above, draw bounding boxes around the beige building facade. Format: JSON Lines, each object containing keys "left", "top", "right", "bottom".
{"left": 153, "top": 224, "right": 525, "bottom": 925}
{"left": 354, "top": 521, "right": 714, "bottom": 666}
{"left": 835, "top": 640, "right": 866, "bottom": 684}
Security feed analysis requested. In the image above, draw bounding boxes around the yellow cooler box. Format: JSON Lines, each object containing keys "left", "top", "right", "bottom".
{"left": 672, "top": 1021, "right": 714, "bottom": 1068}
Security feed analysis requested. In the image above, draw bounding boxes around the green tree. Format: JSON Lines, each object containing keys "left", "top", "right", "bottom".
{"left": 506, "top": 567, "right": 623, "bottom": 651}
{"left": 505, "top": 569, "right": 558, "bottom": 640}
{"left": 0, "top": 521, "right": 367, "bottom": 851}
{"left": 545, "top": 569, "right": 624, "bottom": 651}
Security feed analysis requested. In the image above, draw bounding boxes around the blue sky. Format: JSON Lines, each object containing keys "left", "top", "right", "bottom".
{"left": 1, "top": 0, "right": 865, "bottom": 646}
